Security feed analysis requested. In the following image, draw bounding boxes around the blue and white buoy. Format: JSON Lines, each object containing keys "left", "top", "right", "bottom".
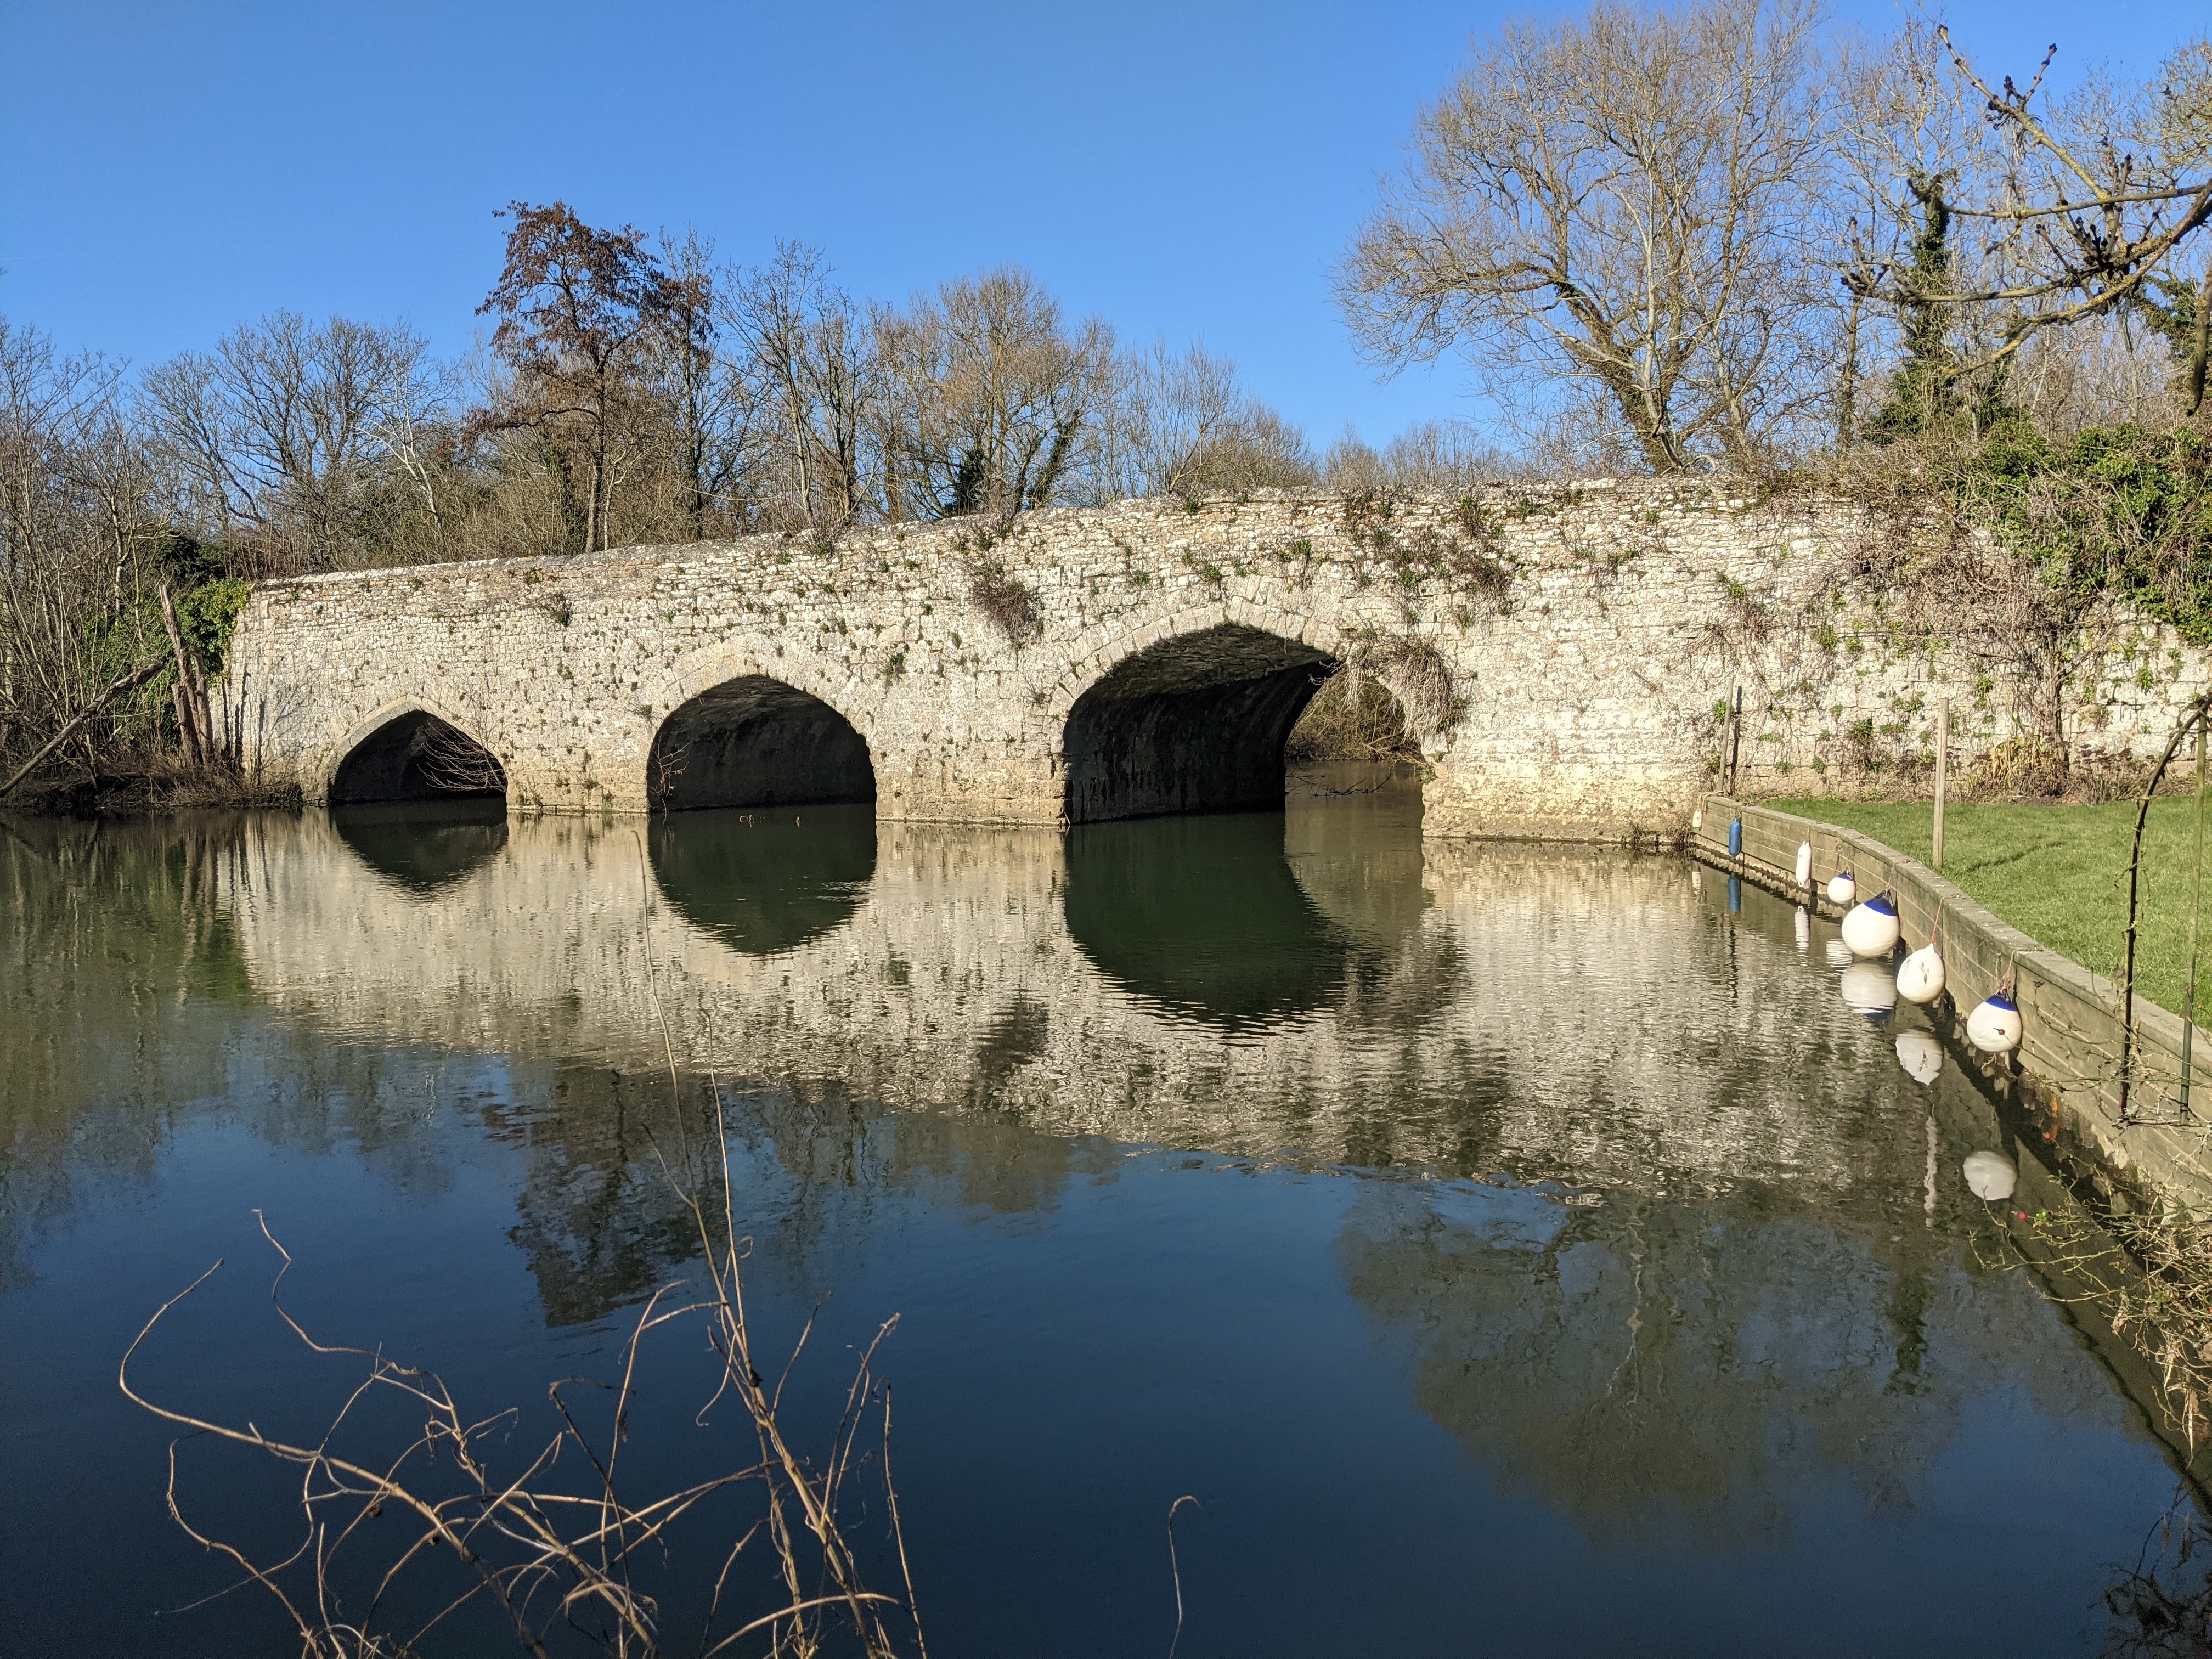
{"left": 1826, "top": 869, "right": 1856, "bottom": 906}
{"left": 1966, "top": 991, "right": 2023, "bottom": 1055}
{"left": 1841, "top": 893, "right": 1901, "bottom": 957}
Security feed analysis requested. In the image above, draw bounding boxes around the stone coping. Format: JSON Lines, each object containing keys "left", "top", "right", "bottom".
{"left": 1695, "top": 793, "right": 2212, "bottom": 1214}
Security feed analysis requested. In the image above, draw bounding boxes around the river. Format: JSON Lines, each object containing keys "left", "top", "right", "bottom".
{"left": 1, "top": 768, "right": 2199, "bottom": 1655}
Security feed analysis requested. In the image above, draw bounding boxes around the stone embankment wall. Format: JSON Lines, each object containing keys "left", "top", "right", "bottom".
{"left": 1695, "top": 794, "right": 2212, "bottom": 1212}
{"left": 218, "top": 484, "right": 2212, "bottom": 839}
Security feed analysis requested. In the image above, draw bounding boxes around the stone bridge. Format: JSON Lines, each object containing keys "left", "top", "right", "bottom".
{"left": 215, "top": 483, "right": 2200, "bottom": 839}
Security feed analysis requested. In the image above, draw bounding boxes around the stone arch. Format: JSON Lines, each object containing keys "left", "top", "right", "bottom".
{"left": 1059, "top": 608, "right": 1347, "bottom": 825}
{"left": 325, "top": 700, "right": 509, "bottom": 805}
{"left": 647, "top": 673, "right": 876, "bottom": 811}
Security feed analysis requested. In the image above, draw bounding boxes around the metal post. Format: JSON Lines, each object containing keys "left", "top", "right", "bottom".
{"left": 2119, "top": 693, "right": 2212, "bottom": 1122}
{"left": 1933, "top": 699, "right": 1948, "bottom": 871}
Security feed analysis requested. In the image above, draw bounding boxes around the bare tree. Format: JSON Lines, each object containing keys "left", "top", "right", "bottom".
{"left": 1846, "top": 30, "right": 2212, "bottom": 407}
{"left": 1320, "top": 418, "right": 1531, "bottom": 492}
{"left": 366, "top": 351, "right": 468, "bottom": 558}
{"left": 1337, "top": 0, "right": 1834, "bottom": 472}
{"left": 879, "top": 267, "right": 1116, "bottom": 517}
{"left": 0, "top": 318, "right": 169, "bottom": 776}
{"left": 724, "top": 243, "right": 884, "bottom": 532}
{"left": 648, "top": 230, "right": 760, "bottom": 539}
{"left": 1106, "top": 341, "right": 1316, "bottom": 498}
{"left": 142, "top": 311, "right": 433, "bottom": 572}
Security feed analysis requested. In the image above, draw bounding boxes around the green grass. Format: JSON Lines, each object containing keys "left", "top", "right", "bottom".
{"left": 1765, "top": 797, "right": 2212, "bottom": 1019}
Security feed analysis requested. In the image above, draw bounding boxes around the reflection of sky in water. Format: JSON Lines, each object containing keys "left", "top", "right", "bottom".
{"left": 0, "top": 797, "right": 2201, "bottom": 1657}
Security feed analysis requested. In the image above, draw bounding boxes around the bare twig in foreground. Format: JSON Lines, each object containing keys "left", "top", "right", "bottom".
{"left": 121, "top": 1164, "right": 923, "bottom": 1657}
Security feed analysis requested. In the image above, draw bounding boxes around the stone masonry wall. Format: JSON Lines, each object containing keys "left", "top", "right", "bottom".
{"left": 216, "top": 483, "right": 2212, "bottom": 839}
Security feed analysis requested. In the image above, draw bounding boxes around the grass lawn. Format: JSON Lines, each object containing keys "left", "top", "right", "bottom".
{"left": 1764, "top": 797, "right": 2212, "bottom": 1019}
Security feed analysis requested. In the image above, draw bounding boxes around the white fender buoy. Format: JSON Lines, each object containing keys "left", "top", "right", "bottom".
{"left": 1895, "top": 1030, "right": 1944, "bottom": 1084}
{"left": 1897, "top": 944, "right": 1945, "bottom": 1005}
{"left": 1827, "top": 870, "right": 1857, "bottom": 906}
{"left": 1962, "top": 1150, "right": 2018, "bottom": 1202}
{"left": 1824, "top": 938, "right": 1854, "bottom": 968}
{"left": 1841, "top": 894, "right": 1901, "bottom": 957}
{"left": 1840, "top": 963, "right": 1898, "bottom": 1018}
{"left": 1692, "top": 806, "right": 1703, "bottom": 833}
{"left": 1795, "top": 842, "right": 1813, "bottom": 886}
{"left": 1966, "top": 991, "right": 2023, "bottom": 1055}
{"left": 1794, "top": 906, "right": 1811, "bottom": 951}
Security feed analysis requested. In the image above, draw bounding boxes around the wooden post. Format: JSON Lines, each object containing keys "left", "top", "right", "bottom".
{"left": 1933, "top": 699, "right": 1948, "bottom": 871}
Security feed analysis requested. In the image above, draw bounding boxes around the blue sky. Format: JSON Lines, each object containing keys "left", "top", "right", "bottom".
{"left": 2, "top": 0, "right": 2202, "bottom": 445}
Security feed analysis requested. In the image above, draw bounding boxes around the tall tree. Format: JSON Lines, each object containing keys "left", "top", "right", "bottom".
{"left": 647, "top": 230, "right": 755, "bottom": 539}
{"left": 477, "top": 201, "right": 680, "bottom": 554}
{"left": 881, "top": 268, "right": 1116, "bottom": 517}
{"left": 724, "top": 244, "right": 884, "bottom": 531}
{"left": 1844, "top": 31, "right": 2212, "bottom": 411}
{"left": 1336, "top": 0, "right": 1832, "bottom": 472}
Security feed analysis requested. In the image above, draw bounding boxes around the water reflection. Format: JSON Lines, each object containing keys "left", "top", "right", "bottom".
{"left": 1840, "top": 962, "right": 1898, "bottom": 1019}
{"left": 1065, "top": 812, "right": 1347, "bottom": 1028}
{"left": 648, "top": 803, "right": 875, "bottom": 957}
{"left": 1336, "top": 1178, "right": 2117, "bottom": 1546}
{"left": 1897, "top": 1030, "right": 1944, "bottom": 1084}
{"left": 331, "top": 798, "right": 509, "bottom": 890}
{"left": 4, "top": 792, "right": 2207, "bottom": 1657}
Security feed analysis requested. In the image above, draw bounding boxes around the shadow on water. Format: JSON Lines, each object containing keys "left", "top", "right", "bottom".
{"left": 648, "top": 803, "right": 877, "bottom": 958}
{"left": 331, "top": 798, "right": 510, "bottom": 891}
{"left": 1063, "top": 810, "right": 1348, "bottom": 1029}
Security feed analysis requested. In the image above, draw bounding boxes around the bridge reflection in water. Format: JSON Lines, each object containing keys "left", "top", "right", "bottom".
{"left": 650, "top": 803, "right": 877, "bottom": 957}
{"left": 2, "top": 784, "right": 2203, "bottom": 1656}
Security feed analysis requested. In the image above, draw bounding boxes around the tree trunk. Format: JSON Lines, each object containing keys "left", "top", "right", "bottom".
{"left": 156, "top": 582, "right": 212, "bottom": 764}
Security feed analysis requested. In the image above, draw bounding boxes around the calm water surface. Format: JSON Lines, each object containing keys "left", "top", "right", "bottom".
{"left": 1, "top": 771, "right": 2200, "bottom": 1655}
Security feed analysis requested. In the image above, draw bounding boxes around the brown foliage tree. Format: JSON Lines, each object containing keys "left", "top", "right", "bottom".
{"left": 476, "top": 201, "right": 698, "bottom": 553}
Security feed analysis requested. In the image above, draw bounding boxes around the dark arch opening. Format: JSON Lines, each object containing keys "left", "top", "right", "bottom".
{"left": 329, "top": 709, "right": 507, "bottom": 805}
{"left": 650, "top": 677, "right": 875, "bottom": 811}
{"left": 1062, "top": 624, "right": 1337, "bottom": 825}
